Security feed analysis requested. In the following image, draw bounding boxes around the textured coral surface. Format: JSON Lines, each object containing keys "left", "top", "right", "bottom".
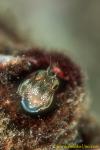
{"left": 0, "top": 49, "right": 100, "bottom": 150}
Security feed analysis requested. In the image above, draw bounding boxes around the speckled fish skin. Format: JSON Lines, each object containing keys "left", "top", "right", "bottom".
{"left": 18, "top": 69, "right": 59, "bottom": 114}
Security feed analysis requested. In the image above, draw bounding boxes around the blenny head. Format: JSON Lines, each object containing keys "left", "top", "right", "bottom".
{"left": 18, "top": 67, "right": 59, "bottom": 115}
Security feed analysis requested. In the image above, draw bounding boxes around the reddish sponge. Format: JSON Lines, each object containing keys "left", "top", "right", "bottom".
{"left": 0, "top": 48, "right": 100, "bottom": 150}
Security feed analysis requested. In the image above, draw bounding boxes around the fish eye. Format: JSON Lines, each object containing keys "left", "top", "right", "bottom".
{"left": 35, "top": 71, "right": 45, "bottom": 81}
